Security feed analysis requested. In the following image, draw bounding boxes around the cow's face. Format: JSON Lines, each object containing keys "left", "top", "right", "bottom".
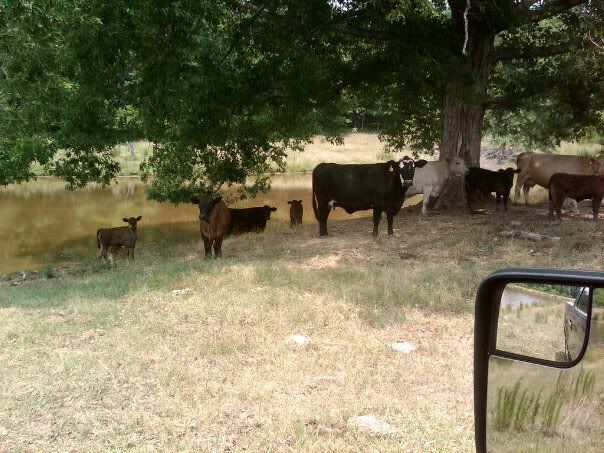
{"left": 122, "top": 216, "right": 142, "bottom": 229}
{"left": 447, "top": 157, "right": 468, "bottom": 176}
{"left": 397, "top": 157, "right": 427, "bottom": 186}
{"left": 499, "top": 167, "right": 519, "bottom": 192}
{"left": 191, "top": 196, "right": 222, "bottom": 222}
{"left": 263, "top": 205, "right": 277, "bottom": 220}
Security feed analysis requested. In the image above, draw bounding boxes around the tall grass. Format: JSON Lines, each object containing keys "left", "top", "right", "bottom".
{"left": 492, "top": 368, "right": 596, "bottom": 435}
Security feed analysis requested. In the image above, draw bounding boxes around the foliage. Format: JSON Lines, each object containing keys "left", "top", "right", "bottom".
{"left": 1, "top": 1, "right": 603, "bottom": 200}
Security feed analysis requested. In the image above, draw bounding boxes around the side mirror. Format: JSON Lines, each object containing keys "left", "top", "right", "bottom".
{"left": 474, "top": 269, "right": 604, "bottom": 453}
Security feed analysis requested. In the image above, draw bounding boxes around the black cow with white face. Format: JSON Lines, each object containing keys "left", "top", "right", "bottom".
{"left": 311, "top": 157, "right": 426, "bottom": 237}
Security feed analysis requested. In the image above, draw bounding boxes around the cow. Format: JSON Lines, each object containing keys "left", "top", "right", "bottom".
{"left": 312, "top": 157, "right": 424, "bottom": 237}
{"left": 548, "top": 173, "right": 604, "bottom": 221}
{"left": 191, "top": 196, "right": 231, "bottom": 258}
{"left": 97, "top": 216, "right": 142, "bottom": 262}
{"left": 465, "top": 167, "right": 520, "bottom": 211}
{"left": 287, "top": 200, "right": 303, "bottom": 227}
{"left": 515, "top": 152, "right": 602, "bottom": 205}
{"left": 405, "top": 157, "right": 468, "bottom": 215}
{"left": 229, "top": 205, "right": 277, "bottom": 234}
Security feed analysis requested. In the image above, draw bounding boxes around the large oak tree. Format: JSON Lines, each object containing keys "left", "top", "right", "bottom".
{"left": 1, "top": 0, "right": 602, "bottom": 202}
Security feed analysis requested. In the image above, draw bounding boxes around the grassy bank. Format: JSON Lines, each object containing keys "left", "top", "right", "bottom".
{"left": 2, "top": 202, "right": 604, "bottom": 451}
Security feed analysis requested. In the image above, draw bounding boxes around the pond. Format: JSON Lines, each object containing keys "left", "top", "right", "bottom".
{"left": 1, "top": 174, "right": 420, "bottom": 274}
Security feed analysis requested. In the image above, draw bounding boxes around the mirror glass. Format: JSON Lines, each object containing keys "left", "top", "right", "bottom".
{"left": 487, "top": 287, "right": 604, "bottom": 452}
{"left": 497, "top": 283, "right": 586, "bottom": 363}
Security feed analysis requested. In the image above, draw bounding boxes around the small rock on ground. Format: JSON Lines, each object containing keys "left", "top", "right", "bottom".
{"left": 347, "top": 415, "right": 396, "bottom": 435}
{"left": 389, "top": 341, "right": 417, "bottom": 354}
{"left": 287, "top": 334, "right": 309, "bottom": 346}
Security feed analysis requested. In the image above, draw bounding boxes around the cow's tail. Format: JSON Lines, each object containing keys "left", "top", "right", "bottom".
{"left": 312, "top": 172, "right": 319, "bottom": 221}
{"left": 96, "top": 229, "right": 101, "bottom": 249}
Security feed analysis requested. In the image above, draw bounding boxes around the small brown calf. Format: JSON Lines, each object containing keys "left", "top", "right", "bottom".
{"left": 287, "top": 200, "right": 303, "bottom": 227}
{"left": 97, "top": 216, "right": 142, "bottom": 261}
{"left": 549, "top": 173, "right": 604, "bottom": 221}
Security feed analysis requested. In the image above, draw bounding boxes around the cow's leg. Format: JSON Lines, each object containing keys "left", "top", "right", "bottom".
{"left": 317, "top": 198, "right": 330, "bottom": 237}
{"left": 548, "top": 193, "right": 555, "bottom": 221}
{"left": 421, "top": 186, "right": 433, "bottom": 215}
{"left": 514, "top": 173, "right": 526, "bottom": 204}
{"left": 386, "top": 212, "right": 395, "bottom": 236}
{"left": 592, "top": 196, "right": 602, "bottom": 221}
{"left": 213, "top": 237, "right": 223, "bottom": 258}
{"left": 202, "top": 236, "right": 212, "bottom": 258}
{"left": 495, "top": 193, "right": 502, "bottom": 211}
{"left": 99, "top": 244, "right": 105, "bottom": 259}
{"left": 523, "top": 184, "right": 531, "bottom": 206}
{"left": 556, "top": 196, "right": 563, "bottom": 221}
{"left": 130, "top": 245, "right": 135, "bottom": 261}
{"left": 466, "top": 190, "right": 472, "bottom": 209}
{"left": 372, "top": 208, "right": 382, "bottom": 237}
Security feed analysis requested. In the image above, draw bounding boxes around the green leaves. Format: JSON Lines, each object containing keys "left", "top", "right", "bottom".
{"left": 1, "top": 0, "right": 602, "bottom": 198}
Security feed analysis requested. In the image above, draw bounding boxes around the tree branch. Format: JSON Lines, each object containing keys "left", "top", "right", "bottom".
{"left": 494, "top": 36, "right": 603, "bottom": 61}
{"left": 527, "top": 0, "right": 589, "bottom": 23}
{"left": 495, "top": 43, "right": 576, "bottom": 61}
{"left": 330, "top": 25, "right": 400, "bottom": 41}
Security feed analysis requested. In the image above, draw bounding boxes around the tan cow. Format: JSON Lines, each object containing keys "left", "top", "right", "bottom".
{"left": 405, "top": 157, "right": 468, "bottom": 215}
{"left": 515, "top": 152, "right": 602, "bottom": 204}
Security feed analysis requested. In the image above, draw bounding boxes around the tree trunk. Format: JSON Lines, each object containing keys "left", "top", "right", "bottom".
{"left": 435, "top": 16, "right": 495, "bottom": 208}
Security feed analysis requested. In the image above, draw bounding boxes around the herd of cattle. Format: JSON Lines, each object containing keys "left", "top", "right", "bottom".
{"left": 96, "top": 151, "right": 604, "bottom": 259}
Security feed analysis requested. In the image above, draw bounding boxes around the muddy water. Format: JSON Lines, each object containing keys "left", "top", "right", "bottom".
{"left": 1, "top": 174, "right": 418, "bottom": 274}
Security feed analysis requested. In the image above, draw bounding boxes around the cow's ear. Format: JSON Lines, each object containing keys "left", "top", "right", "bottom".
{"left": 212, "top": 196, "right": 222, "bottom": 206}
{"left": 415, "top": 159, "right": 428, "bottom": 168}
{"left": 136, "top": 216, "right": 142, "bottom": 221}
{"left": 122, "top": 218, "right": 129, "bottom": 223}
{"left": 298, "top": 200, "right": 303, "bottom": 203}
{"left": 191, "top": 197, "right": 199, "bottom": 204}
{"left": 271, "top": 207, "right": 277, "bottom": 212}
{"left": 287, "top": 200, "right": 292, "bottom": 204}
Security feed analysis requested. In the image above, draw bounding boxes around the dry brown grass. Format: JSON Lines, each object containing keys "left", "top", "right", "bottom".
{"left": 2, "top": 201, "right": 604, "bottom": 451}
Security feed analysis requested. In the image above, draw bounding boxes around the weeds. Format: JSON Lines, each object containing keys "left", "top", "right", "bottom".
{"left": 493, "top": 368, "right": 596, "bottom": 436}
{"left": 534, "top": 310, "right": 549, "bottom": 324}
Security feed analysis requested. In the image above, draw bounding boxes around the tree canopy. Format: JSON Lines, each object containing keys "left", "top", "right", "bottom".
{"left": 1, "top": 0, "right": 603, "bottom": 202}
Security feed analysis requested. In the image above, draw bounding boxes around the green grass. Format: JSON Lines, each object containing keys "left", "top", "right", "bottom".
{"left": 3, "top": 204, "right": 604, "bottom": 451}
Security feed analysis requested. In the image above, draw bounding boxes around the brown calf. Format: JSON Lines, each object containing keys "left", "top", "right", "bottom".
{"left": 287, "top": 200, "right": 303, "bottom": 227}
{"left": 97, "top": 216, "right": 142, "bottom": 261}
{"left": 191, "top": 196, "right": 231, "bottom": 258}
{"left": 549, "top": 173, "right": 604, "bottom": 221}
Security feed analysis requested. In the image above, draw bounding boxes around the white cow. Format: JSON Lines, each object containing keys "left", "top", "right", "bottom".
{"left": 406, "top": 157, "right": 468, "bottom": 215}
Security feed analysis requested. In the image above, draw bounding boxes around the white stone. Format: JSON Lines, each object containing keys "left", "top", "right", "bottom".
{"left": 389, "top": 341, "right": 417, "bottom": 354}
{"left": 347, "top": 415, "right": 396, "bottom": 435}
{"left": 288, "top": 335, "right": 309, "bottom": 346}
{"left": 172, "top": 288, "right": 192, "bottom": 296}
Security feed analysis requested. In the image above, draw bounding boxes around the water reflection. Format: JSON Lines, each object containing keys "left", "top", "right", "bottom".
{"left": 1, "top": 175, "right": 416, "bottom": 274}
